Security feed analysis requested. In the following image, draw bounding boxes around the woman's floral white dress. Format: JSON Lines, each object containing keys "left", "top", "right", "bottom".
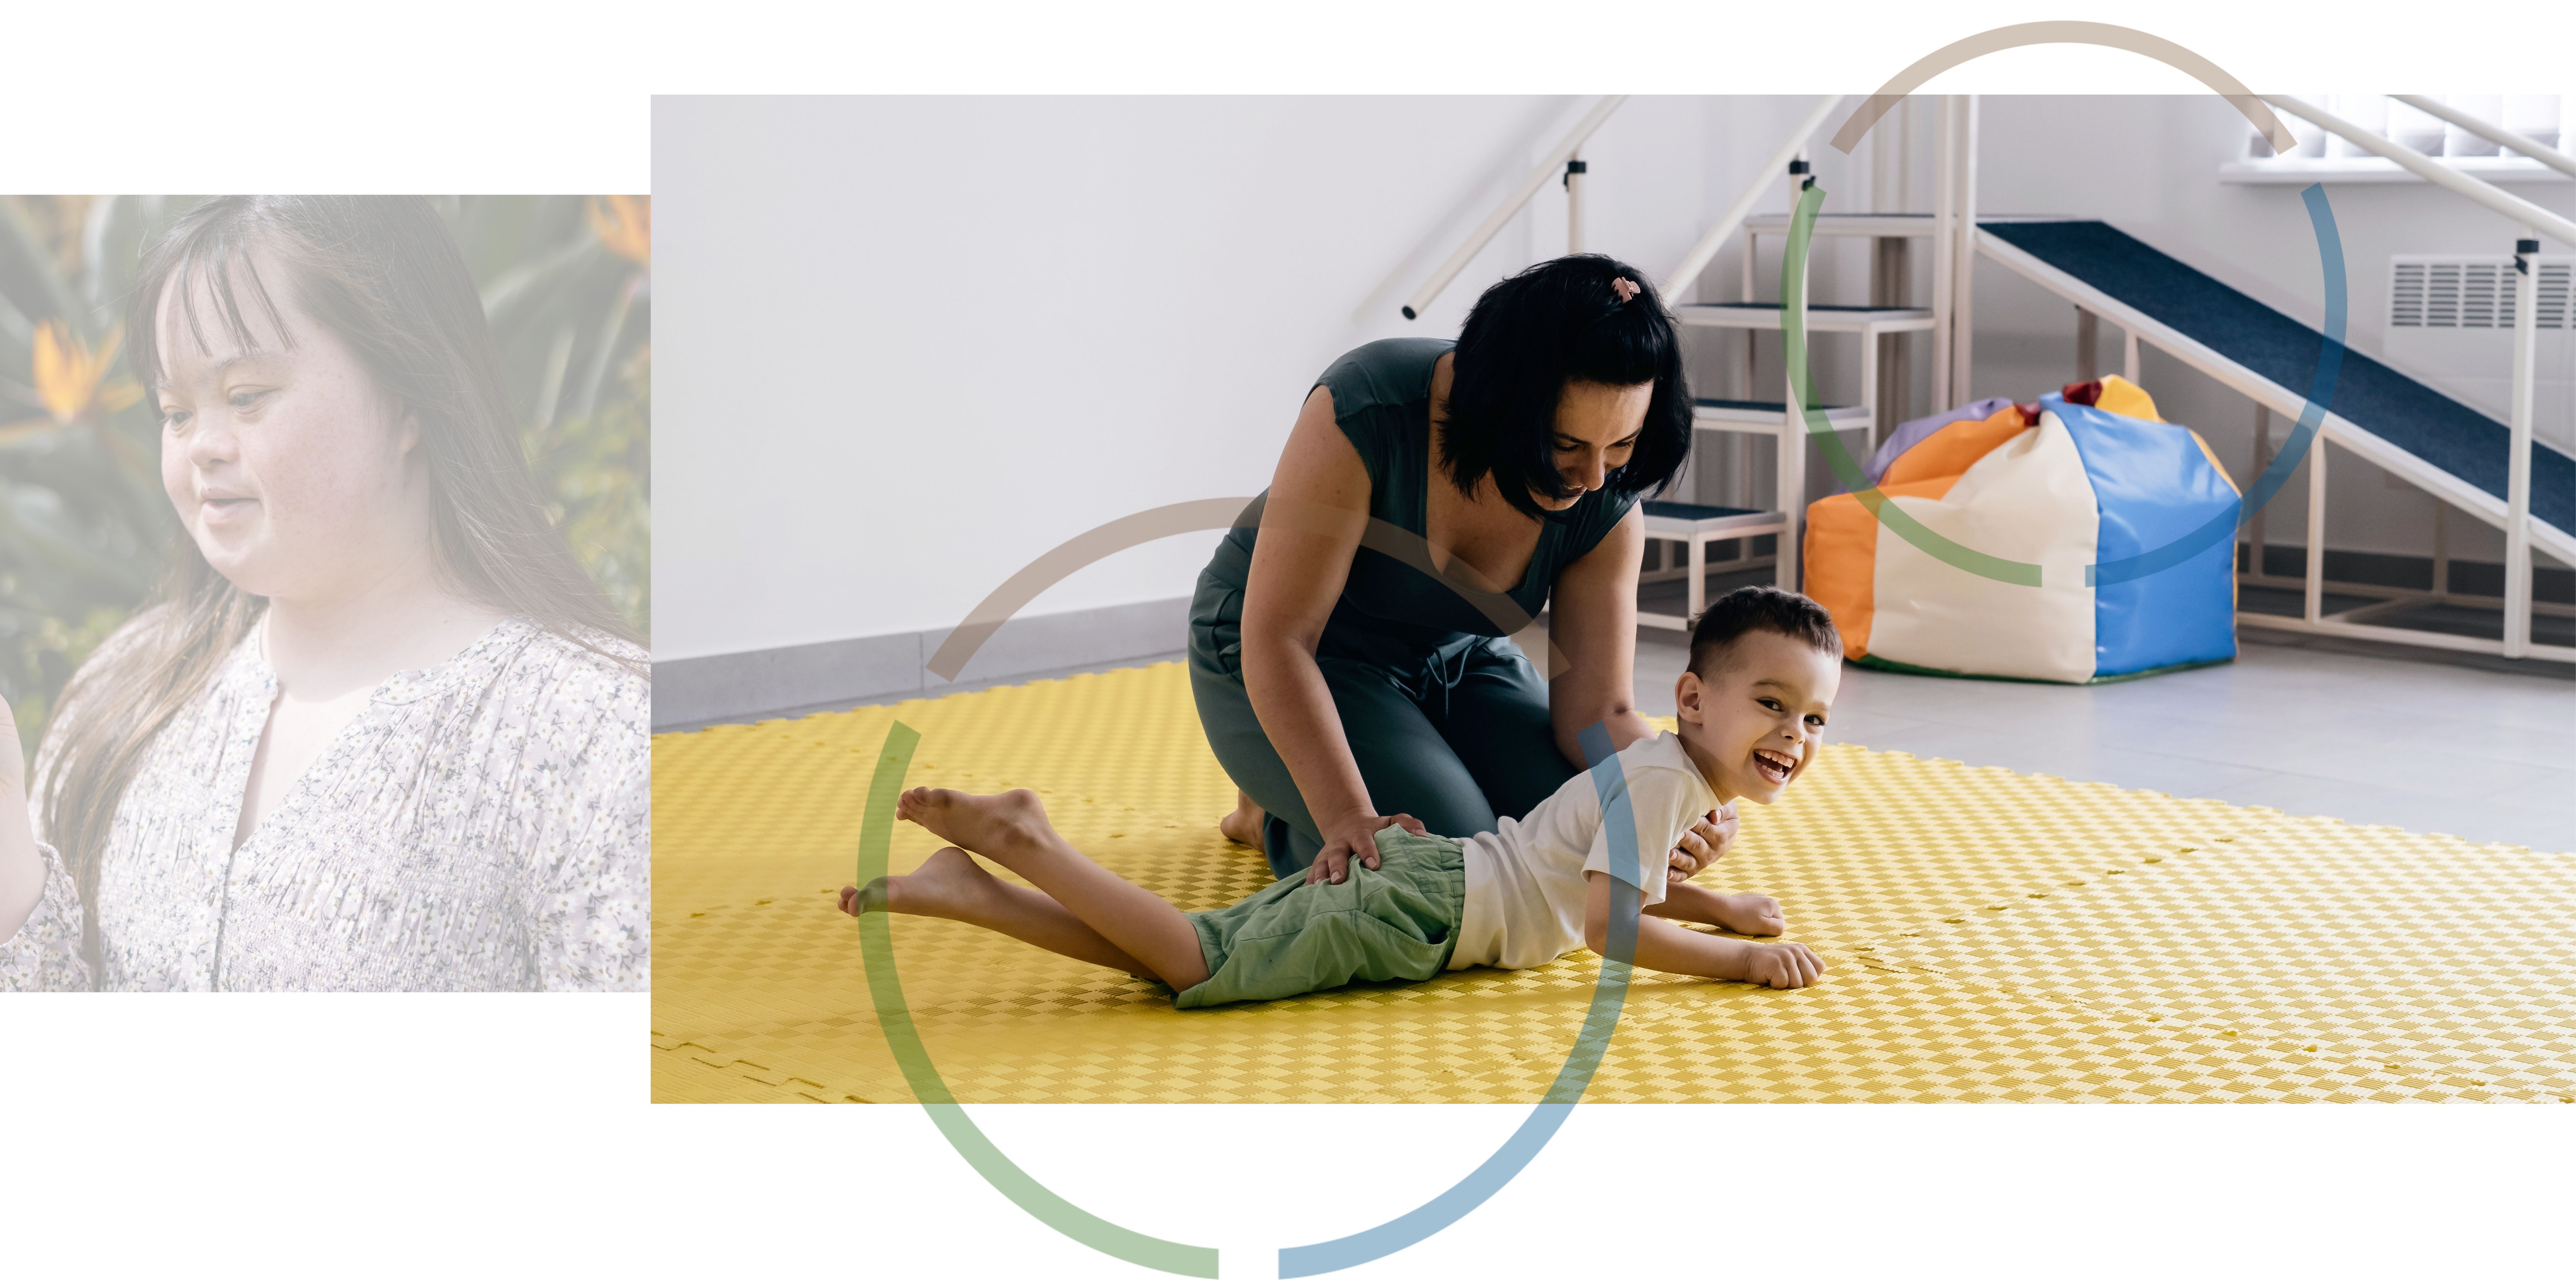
{"left": 2, "top": 613, "right": 649, "bottom": 991}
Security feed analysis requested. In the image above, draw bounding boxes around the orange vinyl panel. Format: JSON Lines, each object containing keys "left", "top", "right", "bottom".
{"left": 1803, "top": 476, "right": 1959, "bottom": 660}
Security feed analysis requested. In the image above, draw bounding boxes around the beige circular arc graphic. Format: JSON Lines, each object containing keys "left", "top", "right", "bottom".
{"left": 1826, "top": 20, "right": 2296, "bottom": 156}
{"left": 887, "top": 34, "right": 2319, "bottom": 1277}
{"left": 923, "top": 494, "right": 1579, "bottom": 682}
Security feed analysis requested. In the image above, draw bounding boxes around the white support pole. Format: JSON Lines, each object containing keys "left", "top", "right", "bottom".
{"left": 1951, "top": 95, "right": 1980, "bottom": 403}
{"left": 1899, "top": 95, "right": 1916, "bottom": 211}
{"left": 1777, "top": 399, "right": 1804, "bottom": 592}
{"left": 2124, "top": 329, "right": 2142, "bottom": 385}
{"left": 1566, "top": 147, "right": 1586, "bottom": 255}
{"left": 2506, "top": 231, "right": 2539, "bottom": 657}
{"left": 1930, "top": 95, "right": 1957, "bottom": 410}
{"left": 1689, "top": 524, "right": 1708, "bottom": 623}
{"left": 2249, "top": 403, "right": 2270, "bottom": 575}
{"left": 2306, "top": 434, "right": 2328, "bottom": 625}
{"left": 2433, "top": 501, "right": 2450, "bottom": 597}
{"left": 1860, "top": 321, "right": 1881, "bottom": 456}
{"left": 1739, "top": 233, "right": 1755, "bottom": 397}
{"left": 1778, "top": 234, "right": 1813, "bottom": 592}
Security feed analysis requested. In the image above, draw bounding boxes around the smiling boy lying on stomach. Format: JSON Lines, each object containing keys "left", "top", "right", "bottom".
{"left": 844, "top": 585, "right": 1840, "bottom": 1005}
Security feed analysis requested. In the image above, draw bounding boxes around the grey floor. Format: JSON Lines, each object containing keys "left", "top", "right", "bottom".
{"left": 1625, "top": 625, "right": 2574, "bottom": 854}
{"left": 672, "top": 612, "right": 2576, "bottom": 857}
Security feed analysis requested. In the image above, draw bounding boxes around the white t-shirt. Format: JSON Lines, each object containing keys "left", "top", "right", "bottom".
{"left": 1448, "top": 730, "right": 1721, "bottom": 970}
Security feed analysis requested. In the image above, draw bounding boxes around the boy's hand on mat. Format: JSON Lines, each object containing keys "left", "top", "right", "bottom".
{"left": 1737, "top": 941, "right": 1825, "bottom": 990}
{"left": 1665, "top": 805, "right": 1736, "bottom": 878}
{"left": 1305, "top": 810, "right": 1428, "bottom": 886}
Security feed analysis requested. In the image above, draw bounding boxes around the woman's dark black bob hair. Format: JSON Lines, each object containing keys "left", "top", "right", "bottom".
{"left": 1438, "top": 253, "right": 1691, "bottom": 520}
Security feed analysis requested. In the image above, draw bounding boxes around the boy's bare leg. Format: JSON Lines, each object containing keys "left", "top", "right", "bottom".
{"left": 841, "top": 847, "right": 1158, "bottom": 979}
{"left": 1645, "top": 881, "right": 1786, "bottom": 937}
{"left": 897, "top": 787, "right": 1212, "bottom": 991}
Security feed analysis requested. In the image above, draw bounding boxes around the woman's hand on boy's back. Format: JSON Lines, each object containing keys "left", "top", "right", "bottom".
{"left": 1305, "top": 809, "right": 1429, "bottom": 886}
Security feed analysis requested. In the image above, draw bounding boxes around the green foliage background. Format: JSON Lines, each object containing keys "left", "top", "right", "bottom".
{"left": 0, "top": 195, "right": 651, "bottom": 759}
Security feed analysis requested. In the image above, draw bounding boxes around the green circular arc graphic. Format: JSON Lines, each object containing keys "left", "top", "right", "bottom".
{"left": 855, "top": 716, "right": 1655, "bottom": 1280}
{"left": 1778, "top": 182, "right": 2044, "bottom": 587}
{"left": 846, "top": 31, "right": 2355, "bottom": 1278}
{"left": 1779, "top": 179, "right": 2346, "bottom": 588}
{"left": 855, "top": 723, "right": 1222, "bottom": 1279}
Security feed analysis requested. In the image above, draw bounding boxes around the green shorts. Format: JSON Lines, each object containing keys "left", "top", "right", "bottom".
{"left": 1172, "top": 826, "right": 1467, "bottom": 1010}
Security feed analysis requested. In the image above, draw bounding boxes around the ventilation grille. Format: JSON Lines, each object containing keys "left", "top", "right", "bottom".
{"left": 2390, "top": 255, "right": 2573, "bottom": 328}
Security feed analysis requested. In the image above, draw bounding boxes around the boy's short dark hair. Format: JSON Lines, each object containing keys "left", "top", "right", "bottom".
{"left": 1685, "top": 585, "right": 1842, "bottom": 678}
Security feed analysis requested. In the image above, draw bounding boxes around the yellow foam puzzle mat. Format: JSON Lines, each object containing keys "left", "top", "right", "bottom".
{"left": 651, "top": 662, "right": 2576, "bottom": 1102}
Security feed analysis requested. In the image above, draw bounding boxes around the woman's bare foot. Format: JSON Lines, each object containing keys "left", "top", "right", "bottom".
{"left": 1219, "top": 790, "right": 1266, "bottom": 849}
{"left": 1708, "top": 891, "right": 1786, "bottom": 937}
{"left": 838, "top": 846, "right": 1003, "bottom": 919}
{"left": 896, "top": 786, "right": 1054, "bottom": 860}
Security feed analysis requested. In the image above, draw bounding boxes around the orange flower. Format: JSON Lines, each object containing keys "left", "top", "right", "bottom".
{"left": 32, "top": 320, "right": 141, "bottom": 425}
{"left": 588, "top": 195, "right": 651, "bottom": 264}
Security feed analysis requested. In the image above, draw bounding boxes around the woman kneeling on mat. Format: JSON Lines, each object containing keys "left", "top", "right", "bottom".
{"left": 845, "top": 587, "right": 1834, "bottom": 1006}
{"left": 1191, "top": 255, "right": 1736, "bottom": 889}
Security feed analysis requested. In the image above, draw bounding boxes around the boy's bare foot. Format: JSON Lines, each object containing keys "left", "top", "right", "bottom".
{"left": 896, "top": 786, "right": 1054, "bottom": 859}
{"left": 839, "top": 876, "right": 890, "bottom": 916}
{"left": 1708, "top": 891, "right": 1786, "bottom": 937}
{"left": 1219, "top": 790, "right": 1265, "bottom": 849}
{"left": 839, "top": 846, "right": 1003, "bottom": 919}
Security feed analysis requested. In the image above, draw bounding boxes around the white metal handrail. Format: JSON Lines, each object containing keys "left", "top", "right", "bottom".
{"left": 2388, "top": 95, "right": 2576, "bottom": 181}
{"left": 1976, "top": 226, "right": 2575, "bottom": 665}
{"left": 1661, "top": 95, "right": 1844, "bottom": 301}
{"left": 1400, "top": 95, "right": 1626, "bottom": 320}
{"left": 2154, "top": 94, "right": 2568, "bottom": 659}
{"left": 2258, "top": 95, "right": 2576, "bottom": 247}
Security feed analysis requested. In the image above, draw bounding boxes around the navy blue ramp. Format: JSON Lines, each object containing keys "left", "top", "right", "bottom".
{"left": 1981, "top": 220, "right": 2575, "bottom": 536}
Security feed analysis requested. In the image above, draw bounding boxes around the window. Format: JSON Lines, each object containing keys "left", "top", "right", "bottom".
{"left": 2221, "top": 94, "right": 2571, "bottom": 184}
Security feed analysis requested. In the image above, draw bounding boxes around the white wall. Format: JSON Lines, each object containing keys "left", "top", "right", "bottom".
{"left": 656, "top": 94, "right": 2576, "bottom": 666}
{"left": 653, "top": 95, "right": 1839, "bottom": 662}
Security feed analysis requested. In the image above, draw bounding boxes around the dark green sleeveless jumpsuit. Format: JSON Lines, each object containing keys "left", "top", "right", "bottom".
{"left": 1188, "top": 337, "right": 1638, "bottom": 880}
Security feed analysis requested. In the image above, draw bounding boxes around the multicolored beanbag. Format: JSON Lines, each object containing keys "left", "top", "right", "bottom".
{"left": 1802, "top": 377, "right": 2242, "bottom": 684}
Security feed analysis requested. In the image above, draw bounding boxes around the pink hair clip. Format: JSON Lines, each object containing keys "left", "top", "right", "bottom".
{"left": 1610, "top": 277, "right": 1640, "bottom": 304}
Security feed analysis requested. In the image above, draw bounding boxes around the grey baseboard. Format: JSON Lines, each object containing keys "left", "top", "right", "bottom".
{"left": 2241, "top": 542, "right": 2576, "bottom": 603}
{"left": 651, "top": 595, "right": 1194, "bottom": 730}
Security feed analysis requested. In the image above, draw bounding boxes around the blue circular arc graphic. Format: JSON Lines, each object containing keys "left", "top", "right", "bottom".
{"left": 1781, "top": 181, "right": 2345, "bottom": 587}
{"left": 853, "top": 78, "right": 2355, "bottom": 1287}
{"left": 856, "top": 719, "right": 1651, "bottom": 1279}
